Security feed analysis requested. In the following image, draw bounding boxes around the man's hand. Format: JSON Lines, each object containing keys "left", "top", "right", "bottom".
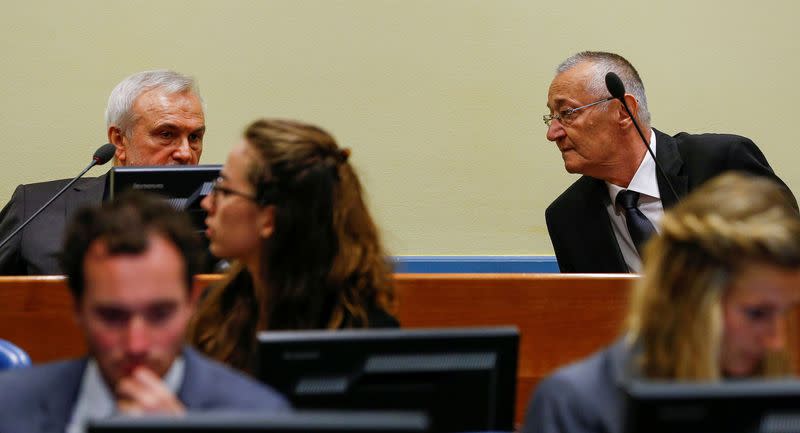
{"left": 115, "top": 367, "right": 186, "bottom": 415}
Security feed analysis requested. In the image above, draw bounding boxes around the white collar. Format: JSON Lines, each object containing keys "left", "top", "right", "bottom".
{"left": 607, "top": 130, "right": 659, "bottom": 202}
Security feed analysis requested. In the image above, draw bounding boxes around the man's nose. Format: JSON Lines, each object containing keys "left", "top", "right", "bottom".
{"left": 125, "top": 316, "right": 150, "bottom": 355}
{"left": 200, "top": 193, "right": 213, "bottom": 213}
{"left": 546, "top": 120, "right": 566, "bottom": 142}
{"left": 172, "top": 138, "right": 193, "bottom": 164}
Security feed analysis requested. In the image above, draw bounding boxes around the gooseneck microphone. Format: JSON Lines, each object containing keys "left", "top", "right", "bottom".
{"left": 92, "top": 143, "right": 116, "bottom": 165}
{"left": 0, "top": 143, "right": 116, "bottom": 250}
{"left": 605, "top": 72, "right": 678, "bottom": 202}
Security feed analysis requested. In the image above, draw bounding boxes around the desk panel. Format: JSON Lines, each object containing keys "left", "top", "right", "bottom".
{"left": 0, "top": 273, "right": 654, "bottom": 425}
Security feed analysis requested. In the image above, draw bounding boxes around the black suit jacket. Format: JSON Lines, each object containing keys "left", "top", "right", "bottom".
{"left": 545, "top": 129, "right": 793, "bottom": 273}
{"left": 0, "top": 174, "right": 107, "bottom": 275}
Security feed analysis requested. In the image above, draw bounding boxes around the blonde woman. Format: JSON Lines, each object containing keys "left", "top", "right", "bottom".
{"left": 522, "top": 172, "right": 800, "bottom": 433}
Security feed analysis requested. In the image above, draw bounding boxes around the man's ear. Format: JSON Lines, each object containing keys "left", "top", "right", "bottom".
{"left": 617, "top": 94, "right": 640, "bottom": 130}
{"left": 259, "top": 206, "right": 276, "bottom": 239}
{"left": 108, "top": 126, "right": 126, "bottom": 165}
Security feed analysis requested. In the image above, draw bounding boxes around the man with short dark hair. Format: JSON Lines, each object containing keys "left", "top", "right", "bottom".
{"left": 0, "top": 70, "right": 206, "bottom": 275}
{"left": 0, "top": 192, "right": 288, "bottom": 433}
{"left": 543, "top": 51, "right": 793, "bottom": 273}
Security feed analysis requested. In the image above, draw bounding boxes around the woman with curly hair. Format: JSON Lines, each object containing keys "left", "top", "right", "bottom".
{"left": 188, "top": 119, "right": 397, "bottom": 375}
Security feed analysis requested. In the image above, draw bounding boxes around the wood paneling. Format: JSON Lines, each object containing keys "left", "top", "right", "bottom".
{"left": 0, "top": 273, "right": 641, "bottom": 425}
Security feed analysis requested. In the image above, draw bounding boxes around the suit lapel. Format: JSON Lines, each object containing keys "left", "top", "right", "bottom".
{"left": 582, "top": 177, "right": 627, "bottom": 272}
{"left": 591, "top": 179, "right": 628, "bottom": 272}
{"left": 177, "top": 346, "right": 211, "bottom": 409}
{"left": 653, "top": 129, "right": 688, "bottom": 209}
{"left": 39, "top": 359, "right": 87, "bottom": 433}
{"left": 65, "top": 172, "right": 109, "bottom": 219}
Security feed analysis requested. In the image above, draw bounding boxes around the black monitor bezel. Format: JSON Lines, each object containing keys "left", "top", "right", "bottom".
{"left": 624, "top": 378, "right": 800, "bottom": 433}
{"left": 87, "top": 410, "right": 429, "bottom": 433}
{"left": 107, "top": 164, "right": 222, "bottom": 203}
{"left": 256, "top": 326, "right": 519, "bottom": 433}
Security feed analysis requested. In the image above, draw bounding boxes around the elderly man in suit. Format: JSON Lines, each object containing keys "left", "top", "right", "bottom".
{"left": 543, "top": 51, "right": 792, "bottom": 273}
{"left": 0, "top": 69, "right": 206, "bottom": 275}
{"left": 0, "top": 192, "right": 288, "bottom": 433}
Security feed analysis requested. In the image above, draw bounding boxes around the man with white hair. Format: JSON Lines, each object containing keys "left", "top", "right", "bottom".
{"left": 0, "top": 70, "right": 206, "bottom": 275}
{"left": 106, "top": 70, "right": 205, "bottom": 166}
{"left": 543, "top": 51, "right": 793, "bottom": 273}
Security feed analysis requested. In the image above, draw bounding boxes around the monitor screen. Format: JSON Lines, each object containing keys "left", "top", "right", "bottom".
{"left": 108, "top": 165, "right": 221, "bottom": 232}
{"left": 87, "top": 410, "right": 429, "bottom": 433}
{"left": 624, "top": 378, "right": 800, "bottom": 433}
{"left": 256, "top": 327, "right": 519, "bottom": 433}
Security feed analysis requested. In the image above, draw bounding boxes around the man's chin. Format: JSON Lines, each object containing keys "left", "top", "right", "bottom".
{"left": 562, "top": 159, "right": 582, "bottom": 174}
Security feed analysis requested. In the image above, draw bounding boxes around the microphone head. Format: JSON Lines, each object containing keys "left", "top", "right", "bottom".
{"left": 92, "top": 143, "right": 116, "bottom": 165}
{"left": 605, "top": 72, "right": 626, "bottom": 100}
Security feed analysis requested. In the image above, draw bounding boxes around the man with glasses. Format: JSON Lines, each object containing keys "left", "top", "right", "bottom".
{"left": 543, "top": 51, "right": 792, "bottom": 273}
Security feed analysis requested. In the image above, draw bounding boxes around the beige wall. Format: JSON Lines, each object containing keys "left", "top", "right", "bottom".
{"left": 0, "top": 0, "right": 797, "bottom": 255}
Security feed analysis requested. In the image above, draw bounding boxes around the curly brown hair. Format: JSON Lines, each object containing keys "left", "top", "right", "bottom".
{"left": 187, "top": 119, "right": 395, "bottom": 374}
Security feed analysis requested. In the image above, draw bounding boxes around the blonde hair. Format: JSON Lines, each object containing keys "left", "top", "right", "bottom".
{"left": 626, "top": 172, "right": 800, "bottom": 380}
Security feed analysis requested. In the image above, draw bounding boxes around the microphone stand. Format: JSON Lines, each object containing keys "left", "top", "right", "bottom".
{"left": 605, "top": 72, "right": 679, "bottom": 202}
{"left": 0, "top": 146, "right": 113, "bottom": 250}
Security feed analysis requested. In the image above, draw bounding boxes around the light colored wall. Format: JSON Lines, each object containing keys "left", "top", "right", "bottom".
{"left": 0, "top": 0, "right": 797, "bottom": 255}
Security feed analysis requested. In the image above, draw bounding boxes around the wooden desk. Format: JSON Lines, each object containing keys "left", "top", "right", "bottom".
{"left": 393, "top": 273, "right": 634, "bottom": 423}
{"left": 0, "top": 273, "right": 636, "bottom": 424}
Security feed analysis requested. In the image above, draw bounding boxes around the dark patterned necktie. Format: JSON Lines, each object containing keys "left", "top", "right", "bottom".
{"left": 616, "top": 190, "right": 656, "bottom": 256}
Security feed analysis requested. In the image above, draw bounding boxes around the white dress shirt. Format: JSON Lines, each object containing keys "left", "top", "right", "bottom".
{"left": 605, "top": 130, "right": 663, "bottom": 273}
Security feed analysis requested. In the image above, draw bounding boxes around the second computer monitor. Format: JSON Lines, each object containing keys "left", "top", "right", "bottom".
{"left": 624, "top": 379, "right": 800, "bottom": 433}
{"left": 256, "top": 326, "right": 519, "bottom": 433}
{"left": 108, "top": 165, "right": 221, "bottom": 232}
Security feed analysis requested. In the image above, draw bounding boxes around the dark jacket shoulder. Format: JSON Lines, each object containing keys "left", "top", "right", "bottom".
{"left": 366, "top": 305, "right": 400, "bottom": 328}
{"left": 0, "top": 359, "right": 85, "bottom": 431}
{"left": 670, "top": 132, "right": 773, "bottom": 177}
{"left": 0, "top": 175, "right": 107, "bottom": 275}
{"left": 0, "top": 358, "right": 84, "bottom": 403}
{"left": 546, "top": 175, "right": 604, "bottom": 219}
{"left": 18, "top": 178, "right": 77, "bottom": 196}
{"left": 338, "top": 304, "right": 400, "bottom": 329}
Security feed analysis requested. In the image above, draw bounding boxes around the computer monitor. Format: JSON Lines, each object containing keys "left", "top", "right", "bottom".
{"left": 107, "top": 165, "right": 221, "bottom": 232}
{"left": 87, "top": 410, "right": 429, "bottom": 433}
{"left": 256, "top": 326, "right": 519, "bottom": 433}
{"left": 624, "top": 378, "right": 800, "bottom": 433}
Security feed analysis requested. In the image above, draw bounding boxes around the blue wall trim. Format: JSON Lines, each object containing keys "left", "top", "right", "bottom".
{"left": 392, "top": 256, "right": 559, "bottom": 273}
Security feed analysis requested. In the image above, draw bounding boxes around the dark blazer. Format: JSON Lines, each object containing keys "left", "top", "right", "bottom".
{"left": 0, "top": 346, "right": 290, "bottom": 433}
{"left": 0, "top": 175, "right": 107, "bottom": 275}
{"left": 521, "top": 339, "right": 631, "bottom": 433}
{"left": 366, "top": 305, "right": 400, "bottom": 328}
{"left": 545, "top": 129, "right": 793, "bottom": 273}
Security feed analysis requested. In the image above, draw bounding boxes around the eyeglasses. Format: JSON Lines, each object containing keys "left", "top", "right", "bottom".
{"left": 543, "top": 97, "right": 614, "bottom": 127}
{"left": 209, "top": 177, "right": 257, "bottom": 202}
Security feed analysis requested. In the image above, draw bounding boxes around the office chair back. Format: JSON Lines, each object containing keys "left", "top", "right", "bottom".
{"left": 0, "top": 339, "right": 31, "bottom": 370}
